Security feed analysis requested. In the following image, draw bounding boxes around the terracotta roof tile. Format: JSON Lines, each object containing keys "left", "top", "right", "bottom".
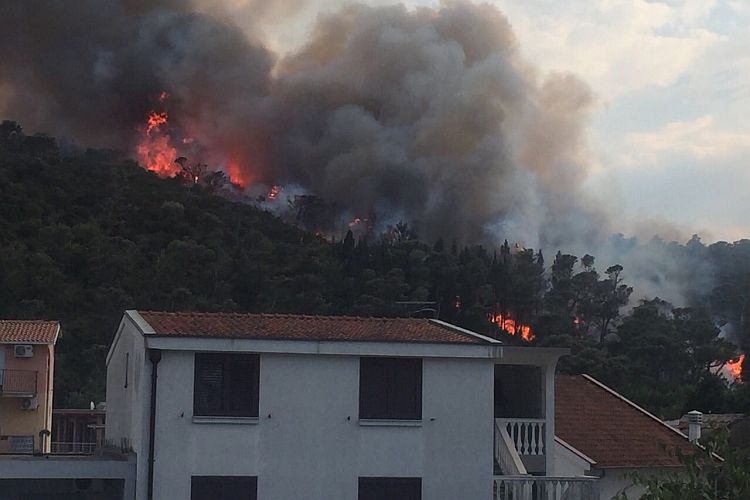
{"left": 136, "top": 311, "right": 490, "bottom": 345}
{"left": 556, "top": 375, "right": 694, "bottom": 467}
{"left": 0, "top": 320, "right": 60, "bottom": 344}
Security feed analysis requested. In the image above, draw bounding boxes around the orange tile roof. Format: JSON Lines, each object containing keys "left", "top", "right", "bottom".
{"left": 0, "top": 320, "right": 60, "bottom": 344}
{"left": 136, "top": 311, "right": 490, "bottom": 345}
{"left": 556, "top": 375, "right": 694, "bottom": 468}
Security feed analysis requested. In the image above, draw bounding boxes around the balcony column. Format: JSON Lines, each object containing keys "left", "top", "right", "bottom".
{"left": 544, "top": 363, "right": 555, "bottom": 475}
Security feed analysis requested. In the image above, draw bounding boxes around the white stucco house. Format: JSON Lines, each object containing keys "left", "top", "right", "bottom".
{"left": 104, "top": 310, "right": 599, "bottom": 500}
{"left": 554, "top": 374, "right": 695, "bottom": 499}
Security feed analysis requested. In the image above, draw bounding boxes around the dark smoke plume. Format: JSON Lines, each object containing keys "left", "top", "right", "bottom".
{"left": 0, "top": 1, "right": 599, "bottom": 243}
{"left": 0, "top": 0, "right": 715, "bottom": 303}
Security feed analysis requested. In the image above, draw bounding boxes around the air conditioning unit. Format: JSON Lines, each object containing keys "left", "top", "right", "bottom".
{"left": 14, "top": 344, "right": 33, "bottom": 358}
{"left": 20, "top": 397, "right": 38, "bottom": 410}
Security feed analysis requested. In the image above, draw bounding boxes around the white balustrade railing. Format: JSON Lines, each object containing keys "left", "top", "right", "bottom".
{"left": 493, "top": 476, "right": 599, "bottom": 500}
{"left": 494, "top": 420, "right": 527, "bottom": 475}
{"left": 496, "top": 418, "right": 546, "bottom": 456}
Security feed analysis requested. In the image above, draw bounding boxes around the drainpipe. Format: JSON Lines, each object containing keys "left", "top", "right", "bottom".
{"left": 147, "top": 349, "right": 162, "bottom": 500}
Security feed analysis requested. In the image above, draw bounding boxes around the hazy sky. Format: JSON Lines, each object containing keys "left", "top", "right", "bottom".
{"left": 249, "top": 0, "right": 748, "bottom": 242}
{"left": 483, "top": 0, "right": 750, "bottom": 243}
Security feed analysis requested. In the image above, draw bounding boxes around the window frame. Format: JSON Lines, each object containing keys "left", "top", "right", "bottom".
{"left": 359, "top": 357, "right": 423, "bottom": 421}
{"left": 193, "top": 353, "right": 260, "bottom": 418}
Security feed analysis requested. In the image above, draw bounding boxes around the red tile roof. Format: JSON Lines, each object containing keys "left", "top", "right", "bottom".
{"left": 556, "top": 375, "right": 694, "bottom": 468}
{"left": 135, "top": 311, "right": 490, "bottom": 345}
{"left": 0, "top": 320, "right": 60, "bottom": 344}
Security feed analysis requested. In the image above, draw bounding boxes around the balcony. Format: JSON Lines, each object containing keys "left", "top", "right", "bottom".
{"left": 494, "top": 419, "right": 599, "bottom": 499}
{"left": 50, "top": 442, "right": 98, "bottom": 455}
{"left": 0, "top": 369, "right": 38, "bottom": 397}
{"left": 493, "top": 476, "right": 599, "bottom": 500}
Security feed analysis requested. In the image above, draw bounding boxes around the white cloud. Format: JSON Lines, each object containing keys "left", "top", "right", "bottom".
{"left": 492, "top": 0, "right": 723, "bottom": 99}
{"left": 622, "top": 115, "right": 750, "bottom": 165}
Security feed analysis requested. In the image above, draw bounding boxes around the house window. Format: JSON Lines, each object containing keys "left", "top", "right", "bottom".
{"left": 358, "top": 477, "right": 421, "bottom": 500}
{"left": 194, "top": 354, "right": 259, "bottom": 417}
{"left": 359, "top": 357, "right": 422, "bottom": 420}
{"left": 191, "top": 476, "right": 257, "bottom": 500}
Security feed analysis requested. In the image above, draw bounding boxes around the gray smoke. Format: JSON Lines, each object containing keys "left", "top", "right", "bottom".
{"left": 0, "top": 0, "right": 715, "bottom": 304}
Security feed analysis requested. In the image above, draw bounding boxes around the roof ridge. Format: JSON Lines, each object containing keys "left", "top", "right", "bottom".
{"left": 137, "top": 310, "right": 430, "bottom": 322}
{"left": 0, "top": 319, "right": 59, "bottom": 323}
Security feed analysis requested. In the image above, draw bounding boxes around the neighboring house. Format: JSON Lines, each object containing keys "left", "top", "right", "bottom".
{"left": 555, "top": 374, "right": 695, "bottom": 499}
{"left": 0, "top": 320, "right": 60, "bottom": 454}
{"left": 105, "top": 310, "right": 595, "bottom": 500}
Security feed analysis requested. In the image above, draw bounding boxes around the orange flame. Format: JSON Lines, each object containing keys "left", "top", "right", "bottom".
{"left": 268, "top": 185, "right": 280, "bottom": 200}
{"left": 727, "top": 354, "right": 744, "bottom": 381}
{"left": 145, "top": 111, "right": 168, "bottom": 135}
{"left": 489, "top": 313, "right": 533, "bottom": 341}
{"left": 137, "top": 110, "right": 179, "bottom": 176}
{"left": 226, "top": 161, "right": 248, "bottom": 189}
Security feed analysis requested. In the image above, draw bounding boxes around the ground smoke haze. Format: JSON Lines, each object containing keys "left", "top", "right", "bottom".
{"left": 0, "top": 1, "right": 715, "bottom": 304}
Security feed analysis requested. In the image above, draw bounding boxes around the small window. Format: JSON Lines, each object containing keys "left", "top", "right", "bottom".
{"left": 359, "top": 357, "right": 422, "bottom": 420}
{"left": 124, "top": 352, "right": 129, "bottom": 389}
{"left": 358, "top": 477, "right": 421, "bottom": 500}
{"left": 194, "top": 354, "right": 259, "bottom": 417}
{"left": 191, "top": 476, "right": 257, "bottom": 500}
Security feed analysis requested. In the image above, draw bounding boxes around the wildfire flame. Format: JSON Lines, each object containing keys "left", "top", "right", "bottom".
{"left": 135, "top": 91, "right": 254, "bottom": 190}
{"left": 268, "top": 185, "right": 280, "bottom": 200}
{"left": 726, "top": 354, "right": 744, "bottom": 382}
{"left": 137, "top": 95, "right": 179, "bottom": 176}
{"left": 226, "top": 161, "right": 248, "bottom": 189}
{"left": 489, "top": 313, "right": 533, "bottom": 341}
{"left": 146, "top": 111, "right": 168, "bottom": 134}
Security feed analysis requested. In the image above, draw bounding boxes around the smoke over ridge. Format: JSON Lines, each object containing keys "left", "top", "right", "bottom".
{"left": 0, "top": 0, "right": 715, "bottom": 304}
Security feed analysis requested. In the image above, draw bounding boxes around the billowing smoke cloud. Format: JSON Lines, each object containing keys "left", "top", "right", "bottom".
{"left": 0, "top": 0, "right": 600, "bottom": 242}
{"left": 0, "top": 0, "right": 715, "bottom": 303}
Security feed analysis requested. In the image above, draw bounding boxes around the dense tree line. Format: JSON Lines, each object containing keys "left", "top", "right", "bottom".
{"left": 1, "top": 121, "right": 749, "bottom": 418}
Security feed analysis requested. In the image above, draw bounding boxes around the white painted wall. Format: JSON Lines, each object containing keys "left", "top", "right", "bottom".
{"left": 553, "top": 441, "right": 591, "bottom": 478}
{"left": 105, "top": 318, "right": 148, "bottom": 500}
{"left": 142, "top": 351, "right": 494, "bottom": 500}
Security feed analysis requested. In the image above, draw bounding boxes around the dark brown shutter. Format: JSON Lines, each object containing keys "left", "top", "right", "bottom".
{"left": 360, "top": 358, "right": 422, "bottom": 420}
{"left": 191, "top": 476, "right": 257, "bottom": 500}
{"left": 194, "top": 354, "right": 224, "bottom": 416}
{"left": 360, "top": 358, "right": 388, "bottom": 419}
{"left": 226, "top": 355, "right": 259, "bottom": 417}
{"left": 359, "top": 478, "right": 421, "bottom": 500}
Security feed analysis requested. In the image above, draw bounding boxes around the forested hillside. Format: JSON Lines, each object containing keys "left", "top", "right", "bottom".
{"left": 1, "top": 121, "right": 749, "bottom": 418}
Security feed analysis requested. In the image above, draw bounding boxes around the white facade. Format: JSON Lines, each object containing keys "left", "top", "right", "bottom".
{"left": 105, "top": 311, "right": 567, "bottom": 500}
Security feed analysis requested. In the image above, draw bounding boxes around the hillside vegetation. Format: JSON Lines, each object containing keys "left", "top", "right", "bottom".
{"left": 1, "top": 121, "right": 749, "bottom": 417}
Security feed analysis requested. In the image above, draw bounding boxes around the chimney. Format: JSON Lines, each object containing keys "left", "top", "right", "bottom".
{"left": 687, "top": 410, "right": 702, "bottom": 442}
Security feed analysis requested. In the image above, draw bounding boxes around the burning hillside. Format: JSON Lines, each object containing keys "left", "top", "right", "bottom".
{"left": 0, "top": 0, "right": 598, "bottom": 248}
{"left": 0, "top": 0, "right": 727, "bottom": 312}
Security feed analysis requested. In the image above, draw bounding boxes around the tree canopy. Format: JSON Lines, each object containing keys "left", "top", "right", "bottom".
{"left": 1, "top": 121, "right": 748, "bottom": 417}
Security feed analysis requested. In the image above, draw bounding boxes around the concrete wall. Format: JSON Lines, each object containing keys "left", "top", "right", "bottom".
{"left": 139, "top": 350, "right": 494, "bottom": 500}
{"left": 0, "top": 454, "right": 136, "bottom": 500}
{"left": 0, "top": 343, "right": 54, "bottom": 453}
